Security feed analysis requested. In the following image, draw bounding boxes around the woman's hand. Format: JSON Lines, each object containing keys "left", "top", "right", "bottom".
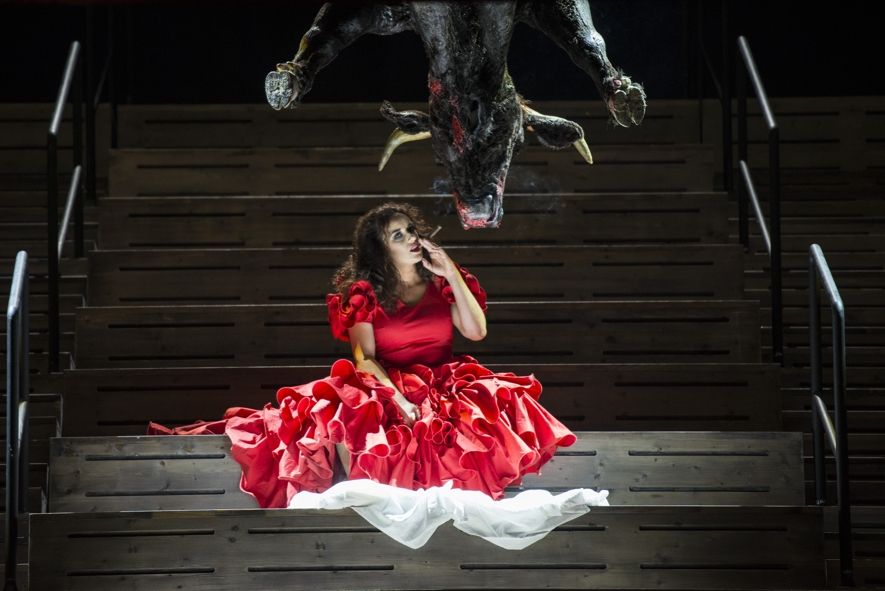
{"left": 419, "top": 238, "right": 458, "bottom": 280}
{"left": 393, "top": 395, "right": 421, "bottom": 427}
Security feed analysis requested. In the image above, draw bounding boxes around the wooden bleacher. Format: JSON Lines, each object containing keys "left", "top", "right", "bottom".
{"left": 60, "top": 364, "right": 782, "bottom": 436}
{"left": 107, "top": 144, "right": 715, "bottom": 196}
{"left": 86, "top": 244, "right": 744, "bottom": 304}
{"left": 95, "top": 192, "right": 730, "bottom": 248}
{"left": 49, "top": 431, "right": 806, "bottom": 511}
{"left": 5, "top": 95, "right": 884, "bottom": 587}
{"left": 34, "top": 431, "right": 824, "bottom": 589}
{"left": 73, "top": 300, "right": 761, "bottom": 367}
{"left": 29, "top": 505, "right": 824, "bottom": 590}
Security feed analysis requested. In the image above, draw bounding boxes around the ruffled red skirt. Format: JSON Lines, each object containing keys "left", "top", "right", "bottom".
{"left": 148, "top": 356, "right": 576, "bottom": 508}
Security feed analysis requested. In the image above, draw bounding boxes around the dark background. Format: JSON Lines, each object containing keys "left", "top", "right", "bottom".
{"left": 1, "top": 1, "right": 881, "bottom": 104}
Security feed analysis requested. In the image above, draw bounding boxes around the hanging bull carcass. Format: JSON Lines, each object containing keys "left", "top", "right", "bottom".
{"left": 265, "top": 1, "right": 646, "bottom": 229}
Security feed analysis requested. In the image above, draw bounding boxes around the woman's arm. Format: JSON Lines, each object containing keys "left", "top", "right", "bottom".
{"left": 419, "top": 237, "right": 487, "bottom": 341}
{"left": 348, "top": 322, "right": 420, "bottom": 424}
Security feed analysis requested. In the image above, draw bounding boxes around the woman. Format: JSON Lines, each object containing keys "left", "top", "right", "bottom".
{"left": 150, "top": 202, "right": 577, "bottom": 509}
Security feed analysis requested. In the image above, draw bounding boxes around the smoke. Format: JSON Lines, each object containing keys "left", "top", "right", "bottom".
{"left": 505, "top": 166, "right": 563, "bottom": 201}
{"left": 429, "top": 178, "right": 456, "bottom": 217}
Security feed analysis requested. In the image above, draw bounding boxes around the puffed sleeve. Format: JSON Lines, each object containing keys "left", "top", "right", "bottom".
{"left": 326, "top": 280, "right": 378, "bottom": 342}
{"left": 437, "top": 265, "right": 488, "bottom": 311}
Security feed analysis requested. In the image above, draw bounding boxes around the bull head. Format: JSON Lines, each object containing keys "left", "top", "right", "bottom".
{"left": 265, "top": 1, "right": 645, "bottom": 230}
{"left": 379, "top": 97, "right": 593, "bottom": 229}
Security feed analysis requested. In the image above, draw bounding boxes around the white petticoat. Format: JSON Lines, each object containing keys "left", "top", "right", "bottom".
{"left": 288, "top": 479, "right": 609, "bottom": 549}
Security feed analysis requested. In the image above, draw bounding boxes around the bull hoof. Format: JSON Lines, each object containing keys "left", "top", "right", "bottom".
{"left": 265, "top": 63, "right": 308, "bottom": 110}
{"left": 605, "top": 74, "right": 646, "bottom": 127}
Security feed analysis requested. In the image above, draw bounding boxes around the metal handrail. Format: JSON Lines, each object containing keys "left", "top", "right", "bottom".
{"left": 695, "top": 0, "right": 733, "bottom": 192}
{"left": 736, "top": 35, "right": 783, "bottom": 365}
{"left": 5, "top": 252, "right": 30, "bottom": 591}
{"left": 809, "top": 244, "right": 853, "bottom": 587}
{"left": 47, "top": 41, "right": 86, "bottom": 373}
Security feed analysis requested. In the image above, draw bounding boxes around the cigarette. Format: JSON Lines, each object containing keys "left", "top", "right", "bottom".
{"left": 429, "top": 225, "right": 442, "bottom": 239}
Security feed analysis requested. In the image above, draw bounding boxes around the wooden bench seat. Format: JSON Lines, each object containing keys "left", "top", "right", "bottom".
{"left": 0, "top": 392, "right": 62, "bottom": 466}
{"left": 0, "top": 516, "right": 29, "bottom": 585}
{"left": 96, "top": 192, "right": 730, "bottom": 249}
{"left": 114, "top": 97, "right": 885, "bottom": 172}
{"left": 744, "top": 251, "right": 885, "bottom": 291}
{"left": 0, "top": 357, "right": 58, "bottom": 394}
{"left": 27, "top": 504, "right": 824, "bottom": 590}
{"left": 825, "top": 506, "right": 885, "bottom": 587}
{"left": 60, "top": 363, "right": 781, "bottom": 436}
{"left": 73, "top": 300, "right": 761, "bottom": 368}
{"left": 108, "top": 144, "right": 715, "bottom": 197}
{"left": 86, "top": 244, "right": 744, "bottom": 305}
{"left": 48, "top": 431, "right": 805, "bottom": 512}
{"left": 115, "top": 100, "right": 703, "bottom": 149}
{"left": 750, "top": 169, "right": 885, "bottom": 199}
{"left": 740, "top": 216, "right": 885, "bottom": 239}
{"left": 746, "top": 234, "right": 885, "bottom": 257}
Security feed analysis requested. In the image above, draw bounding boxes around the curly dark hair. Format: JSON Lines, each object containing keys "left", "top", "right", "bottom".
{"left": 333, "top": 202, "right": 435, "bottom": 312}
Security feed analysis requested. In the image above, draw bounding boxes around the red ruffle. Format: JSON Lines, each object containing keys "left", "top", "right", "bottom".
{"left": 326, "top": 280, "right": 378, "bottom": 342}
{"left": 436, "top": 265, "right": 488, "bottom": 311}
{"left": 152, "top": 357, "right": 576, "bottom": 508}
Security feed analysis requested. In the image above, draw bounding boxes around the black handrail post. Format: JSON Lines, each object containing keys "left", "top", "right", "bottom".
{"left": 832, "top": 292, "right": 852, "bottom": 586}
{"left": 720, "top": 0, "right": 733, "bottom": 194}
{"left": 737, "top": 35, "right": 782, "bottom": 365}
{"left": 48, "top": 41, "right": 82, "bottom": 373}
{"left": 73, "top": 40, "right": 85, "bottom": 260}
{"left": 46, "top": 130, "right": 59, "bottom": 373}
{"left": 695, "top": 0, "right": 704, "bottom": 144}
{"left": 85, "top": 4, "right": 97, "bottom": 205}
{"left": 16, "top": 268, "right": 29, "bottom": 520}
{"left": 809, "top": 255, "right": 826, "bottom": 504}
{"left": 736, "top": 49, "right": 748, "bottom": 249}
{"left": 109, "top": 6, "right": 119, "bottom": 149}
{"left": 769, "top": 127, "right": 783, "bottom": 364}
{"left": 5, "top": 251, "right": 28, "bottom": 591}
{"left": 809, "top": 244, "right": 854, "bottom": 587}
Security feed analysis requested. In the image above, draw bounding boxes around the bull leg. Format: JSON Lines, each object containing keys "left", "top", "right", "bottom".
{"left": 266, "top": 4, "right": 412, "bottom": 110}
{"left": 520, "top": 0, "right": 646, "bottom": 126}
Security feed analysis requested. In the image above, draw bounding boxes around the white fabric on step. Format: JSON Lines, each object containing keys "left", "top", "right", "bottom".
{"left": 288, "top": 479, "right": 609, "bottom": 549}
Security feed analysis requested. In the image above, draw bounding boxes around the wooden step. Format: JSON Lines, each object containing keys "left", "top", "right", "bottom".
{"left": 86, "top": 244, "right": 745, "bottom": 306}
{"left": 28, "top": 505, "right": 825, "bottom": 590}
{"left": 49, "top": 431, "right": 806, "bottom": 512}
{"left": 96, "top": 193, "right": 731, "bottom": 249}
{"left": 73, "top": 300, "right": 762, "bottom": 368}
{"left": 108, "top": 144, "right": 715, "bottom": 197}
{"left": 60, "top": 363, "right": 781, "bottom": 436}
{"left": 115, "top": 100, "right": 704, "bottom": 149}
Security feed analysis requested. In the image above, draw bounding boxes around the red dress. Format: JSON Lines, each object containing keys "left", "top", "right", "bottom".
{"left": 149, "top": 268, "right": 576, "bottom": 508}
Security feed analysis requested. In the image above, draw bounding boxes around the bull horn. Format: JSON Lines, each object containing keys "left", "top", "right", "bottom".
{"left": 573, "top": 138, "right": 593, "bottom": 165}
{"left": 379, "top": 128, "right": 432, "bottom": 171}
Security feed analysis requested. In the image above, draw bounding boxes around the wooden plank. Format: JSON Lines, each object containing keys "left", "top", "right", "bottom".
{"left": 117, "top": 100, "right": 703, "bottom": 148}
{"left": 744, "top": 251, "right": 885, "bottom": 290}
{"left": 738, "top": 217, "right": 885, "bottom": 238}
{"left": 115, "top": 97, "right": 885, "bottom": 149}
{"left": 96, "top": 193, "right": 731, "bottom": 248}
{"left": 27, "top": 506, "right": 825, "bottom": 590}
{"left": 60, "top": 363, "right": 781, "bottom": 436}
{"left": 781, "top": 365, "right": 885, "bottom": 389}
{"left": 701, "top": 96, "right": 885, "bottom": 171}
{"left": 73, "top": 300, "right": 761, "bottom": 368}
{"left": 0, "top": 355, "right": 58, "bottom": 392}
{"left": 107, "top": 144, "right": 716, "bottom": 196}
{"left": 746, "top": 234, "right": 885, "bottom": 256}
{"left": 0, "top": 103, "right": 111, "bottom": 177}
{"left": 86, "top": 244, "right": 744, "bottom": 306}
{"left": 48, "top": 431, "right": 805, "bottom": 512}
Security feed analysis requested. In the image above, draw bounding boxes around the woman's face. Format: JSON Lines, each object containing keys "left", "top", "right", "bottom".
{"left": 384, "top": 214, "right": 423, "bottom": 268}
